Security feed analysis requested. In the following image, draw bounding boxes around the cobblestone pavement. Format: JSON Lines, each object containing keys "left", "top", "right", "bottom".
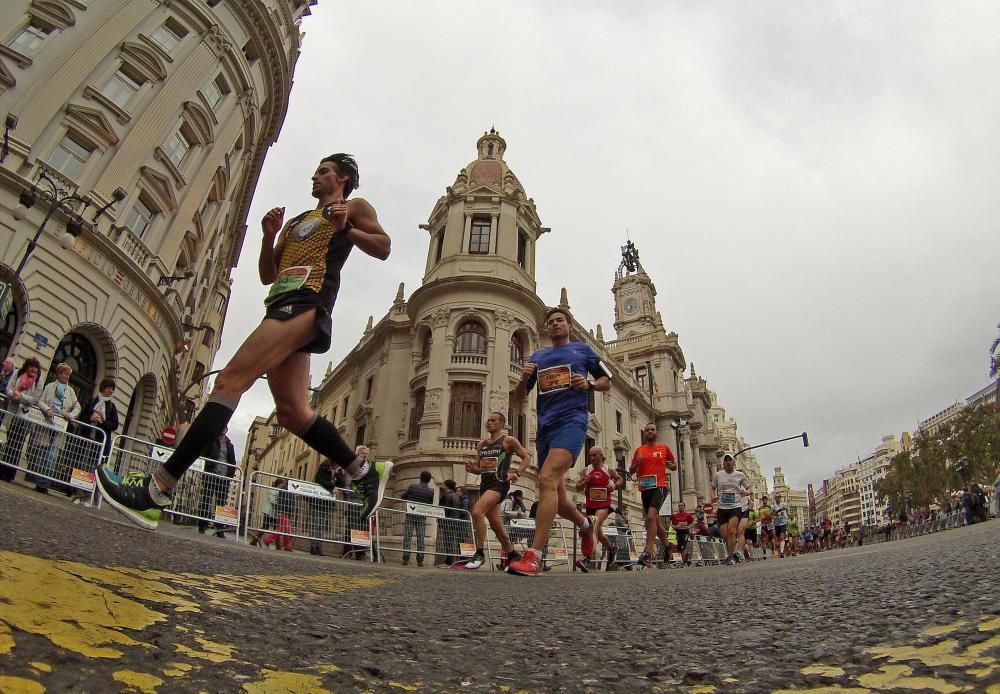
{"left": 1, "top": 482, "right": 999, "bottom": 693}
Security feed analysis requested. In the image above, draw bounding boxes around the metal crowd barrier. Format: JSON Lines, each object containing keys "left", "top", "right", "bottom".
{"left": 688, "top": 534, "right": 728, "bottom": 566}
{"left": 0, "top": 398, "right": 106, "bottom": 502}
{"left": 599, "top": 524, "right": 641, "bottom": 569}
{"left": 107, "top": 434, "right": 242, "bottom": 534}
{"left": 244, "top": 470, "right": 371, "bottom": 558}
{"left": 373, "top": 495, "right": 476, "bottom": 566}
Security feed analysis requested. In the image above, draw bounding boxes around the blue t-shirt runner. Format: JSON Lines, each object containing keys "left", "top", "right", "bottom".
{"left": 506, "top": 307, "right": 612, "bottom": 578}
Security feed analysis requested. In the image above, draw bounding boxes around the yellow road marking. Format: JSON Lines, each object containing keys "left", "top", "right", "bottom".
{"left": 28, "top": 662, "right": 51, "bottom": 673}
{"left": 801, "top": 665, "right": 846, "bottom": 677}
{"left": 0, "top": 676, "right": 45, "bottom": 693}
{"left": 113, "top": 669, "right": 164, "bottom": 693}
{"left": 922, "top": 621, "right": 967, "bottom": 637}
{"left": 242, "top": 669, "right": 331, "bottom": 693}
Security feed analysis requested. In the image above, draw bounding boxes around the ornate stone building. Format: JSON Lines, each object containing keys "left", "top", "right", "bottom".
{"left": 0, "top": 0, "right": 313, "bottom": 439}
{"left": 251, "top": 131, "right": 760, "bottom": 523}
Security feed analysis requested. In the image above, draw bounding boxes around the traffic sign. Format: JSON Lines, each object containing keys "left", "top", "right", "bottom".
{"left": 161, "top": 426, "right": 177, "bottom": 445}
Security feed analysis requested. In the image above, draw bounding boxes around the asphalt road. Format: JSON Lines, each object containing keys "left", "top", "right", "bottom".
{"left": 1, "top": 481, "right": 998, "bottom": 693}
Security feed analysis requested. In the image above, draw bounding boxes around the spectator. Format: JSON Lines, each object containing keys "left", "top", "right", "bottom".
{"left": 456, "top": 485, "right": 472, "bottom": 546}
{"left": 77, "top": 378, "right": 120, "bottom": 457}
{"left": 439, "top": 479, "right": 462, "bottom": 564}
{"left": 993, "top": 469, "right": 1000, "bottom": 517}
{"left": 962, "top": 487, "right": 976, "bottom": 526}
{"left": 0, "top": 358, "right": 14, "bottom": 394}
{"left": 0, "top": 357, "right": 42, "bottom": 482}
{"left": 311, "top": 458, "right": 338, "bottom": 556}
{"left": 501, "top": 489, "right": 530, "bottom": 546}
{"left": 260, "top": 479, "right": 294, "bottom": 550}
{"left": 400, "top": 470, "right": 434, "bottom": 567}
{"left": 692, "top": 516, "right": 710, "bottom": 536}
{"left": 31, "top": 363, "right": 81, "bottom": 494}
{"left": 197, "top": 428, "right": 237, "bottom": 537}
{"left": 529, "top": 499, "right": 539, "bottom": 519}
{"left": 972, "top": 483, "right": 989, "bottom": 523}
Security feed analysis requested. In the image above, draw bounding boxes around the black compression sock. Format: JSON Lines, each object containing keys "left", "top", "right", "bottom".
{"left": 156, "top": 401, "right": 235, "bottom": 487}
{"left": 296, "top": 414, "right": 357, "bottom": 469}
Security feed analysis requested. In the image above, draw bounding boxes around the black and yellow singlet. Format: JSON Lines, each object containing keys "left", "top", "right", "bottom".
{"left": 265, "top": 206, "right": 354, "bottom": 310}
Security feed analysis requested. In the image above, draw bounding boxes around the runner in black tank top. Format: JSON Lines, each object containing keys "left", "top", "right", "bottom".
{"left": 464, "top": 412, "right": 533, "bottom": 570}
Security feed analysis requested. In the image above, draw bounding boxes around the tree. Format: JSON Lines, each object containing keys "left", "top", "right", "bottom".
{"left": 946, "top": 403, "right": 1000, "bottom": 485}
{"left": 990, "top": 323, "right": 1000, "bottom": 380}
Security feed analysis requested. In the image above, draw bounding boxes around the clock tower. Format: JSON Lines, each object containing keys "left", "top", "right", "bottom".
{"left": 612, "top": 240, "right": 659, "bottom": 337}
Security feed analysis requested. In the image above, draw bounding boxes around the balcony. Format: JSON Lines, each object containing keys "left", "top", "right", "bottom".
{"left": 509, "top": 362, "right": 523, "bottom": 378}
{"left": 441, "top": 437, "right": 478, "bottom": 450}
{"left": 113, "top": 225, "right": 153, "bottom": 273}
{"left": 450, "top": 353, "right": 487, "bottom": 367}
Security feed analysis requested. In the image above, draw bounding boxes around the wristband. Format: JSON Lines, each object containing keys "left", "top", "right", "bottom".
{"left": 339, "top": 220, "right": 354, "bottom": 234}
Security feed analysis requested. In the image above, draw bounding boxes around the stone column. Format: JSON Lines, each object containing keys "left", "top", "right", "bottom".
{"left": 678, "top": 427, "right": 696, "bottom": 508}
{"left": 685, "top": 430, "right": 700, "bottom": 506}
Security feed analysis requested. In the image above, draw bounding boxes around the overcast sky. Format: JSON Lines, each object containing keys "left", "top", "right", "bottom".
{"left": 215, "top": 1, "right": 1000, "bottom": 491}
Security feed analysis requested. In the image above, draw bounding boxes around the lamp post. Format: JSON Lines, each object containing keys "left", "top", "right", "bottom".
{"left": 612, "top": 440, "right": 627, "bottom": 510}
{"left": 2, "top": 170, "right": 125, "bottom": 322}
{"left": 671, "top": 419, "right": 685, "bottom": 493}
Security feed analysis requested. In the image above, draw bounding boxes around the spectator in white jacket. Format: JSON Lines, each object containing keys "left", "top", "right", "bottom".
{"left": 31, "top": 363, "right": 80, "bottom": 493}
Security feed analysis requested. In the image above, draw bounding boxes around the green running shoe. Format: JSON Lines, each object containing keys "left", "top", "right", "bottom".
{"left": 353, "top": 460, "right": 393, "bottom": 521}
{"left": 95, "top": 465, "right": 168, "bottom": 531}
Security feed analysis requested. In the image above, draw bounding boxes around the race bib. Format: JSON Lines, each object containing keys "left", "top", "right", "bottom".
{"left": 537, "top": 364, "right": 571, "bottom": 394}
{"left": 265, "top": 266, "right": 311, "bottom": 304}
{"left": 720, "top": 493, "right": 737, "bottom": 505}
{"left": 589, "top": 488, "right": 608, "bottom": 502}
{"left": 639, "top": 475, "right": 657, "bottom": 489}
{"left": 480, "top": 457, "right": 498, "bottom": 473}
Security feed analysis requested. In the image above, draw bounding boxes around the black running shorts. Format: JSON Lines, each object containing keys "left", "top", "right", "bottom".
{"left": 479, "top": 476, "right": 510, "bottom": 498}
{"left": 717, "top": 507, "right": 742, "bottom": 525}
{"left": 264, "top": 291, "right": 332, "bottom": 354}
{"left": 640, "top": 487, "right": 667, "bottom": 513}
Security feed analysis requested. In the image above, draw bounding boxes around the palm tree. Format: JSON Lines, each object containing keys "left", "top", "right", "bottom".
{"left": 990, "top": 323, "right": 1000, "bottom": 403}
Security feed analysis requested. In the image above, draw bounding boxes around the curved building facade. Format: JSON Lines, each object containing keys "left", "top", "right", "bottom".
{"left": 0, "top": 0, "right": 313, "bottom": 438}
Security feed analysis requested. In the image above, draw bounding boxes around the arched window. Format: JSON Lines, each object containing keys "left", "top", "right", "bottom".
{"left": 510, "top": 333, "right": 524, "bottom": 365}
{"left": 420, "top": 332, "right": 431, "bottom": 360}
{"left": 0, "top": 304, "right": 19, "bottom": 362}
{"left": 48, "top": 332, "right": 98, "bottom": 404}
{"left": 454, "top": 321, "right": 486, "bottom": 354}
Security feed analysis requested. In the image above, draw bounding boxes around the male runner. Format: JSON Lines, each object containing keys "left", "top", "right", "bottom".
{"left": 772, "top": 493, "right": 790, "bottom": 557}
{"left": 464, "top": 411, "right": 532, "bottom": 570}
{"left": 97, "top": 155, "right": 392, "bottom": 529}
{"left": 758, "top": 495, "right": 774, "bottom": 555}
{"left": 741, "top": 498, "right": 758, "bottom": 561}
{"left": 629, "top": 422, "right": 677, "bottom": 568}
{"left": 820, "top": 514, "right": 833, "bottom": 551}
{"left": 506, "top": 308, "right": 611, "bottom": 577}
{"left": 670, "top": 501, "right": 694, "bottom": 566}
{"left": 575, "top": 446, "right": 623, "bottom": 571}
{"left": 712, "top": 453, "right": 751, "bottom": 565}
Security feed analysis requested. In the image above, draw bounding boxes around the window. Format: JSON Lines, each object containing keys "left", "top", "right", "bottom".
{"left": 214, "top": 293, "right": 226, "bottom": 313}
{"left": 341, "top": 396, "right": 349, "bottom": 421}
{"left": 408, "top": 388, "right": 425, "bottom": 441}
{"left": 469, "top": 216, "right": 490, "bottom": 254}
{"left": 192, "top": 361, "right": 206, "bottom": 384}
{"left": 588, "top": 388, "right": 595, "bottom": 414}
{"left": 201, "top": 327, "right": 215, "bottom": 348}
{"left": 420, "top": 333, "right": 431, "bottom": 360}
{"left": 203, "top": 75, "right": 226, "bottom": 109}
{"left": 330, "top": 406, "right": 337, "bottom": 423}
{"left": 510, "top": 334, "right": 524, "bottom": 365}
{"left": 635, "top": 366, "right": 647, "bottom": 390}
{"left": 455, "top": 321, "right": 486, "bottom": 354}
{"left": 49, "top": 134, "right": 92, "bottom": 181}
{"left": 355, "top": 424, "right": 366, "bottom": 448}
{"left": 149, "top": 20, "right": 186, "bottom": 53}
{"left": 433, "top": 233, "right": 444, "bottom": 264}
{"left": 615, "top": 410, "right": 623, "bottom": 434}
{"left": 448, "top": 382, "right": 482, "bottom": 438}
{"left": 517, "top": 230, "right": 527, "bottom": 268}
{"left": 164, "top": 130, "right": 191, "bottom": 168}
{"left": 124, "top": 196, "right": 155, "bottom": 238}
{"left": 100, "top": 69, "right": 143, "bottom": 109}
{"left": 508, "top": 391, "right": 525, "bottom": 443}
{"left": 8, "top": 24, "right": 48, "bottom": 55}
{"left": 365, "top": 375, "right": 374, "bottom": 401}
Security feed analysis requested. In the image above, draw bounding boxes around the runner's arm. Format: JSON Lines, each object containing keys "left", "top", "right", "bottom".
{"left": 346, "top": 198, "right": 390, "bottom": 260}
{"left": 259, "top": 209, "right": 290, "bottom": 284}
{"left": 574, "top": 468, "right": 589, "bottom": 492}
{"left": 504, "top": 436, "right": 533, "bottom": 475}
{"left": 511, "top": 362, "right": 537, "bottom": 402}
{"left": 609, "top": 467, "right": 624, "bottom": 489}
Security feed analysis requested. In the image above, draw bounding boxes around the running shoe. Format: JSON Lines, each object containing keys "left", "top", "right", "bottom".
{"left": 507, "top": 549, "right": 543, "bottom": 577}
{"left": 574, "top": 558, "right": 590, "bottom": 573}
{"left": 465, "top": 552, "right": 486, "bottom": 570}
{"left": 353, "top": 460, "right": 393, "bottom": 521}
{"left": 726, "top": 558, "right": 736, "bottom": 565}
{"left": 580, "top": 522, "right": 596, "bottom": 559}
{"left": 95, "top": 466, "right": 168, "bottom": 531}
{"left": 638, "top": 552, "right": 653, "bottom": 568}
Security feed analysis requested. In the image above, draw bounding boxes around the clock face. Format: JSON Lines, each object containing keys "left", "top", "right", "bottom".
{"left": 623, "top": 298, "right": 639, "bottom": 315}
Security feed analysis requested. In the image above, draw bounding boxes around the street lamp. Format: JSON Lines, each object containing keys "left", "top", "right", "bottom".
{"left": 2, "top": 170, "right": 125, "bottom": 322}
{"left": 955, "top": 456, "right": 970, "bottom": 487}
{"left": 671, "top": 419, "right": 685, "bottom": 492}
{"left": 612, "top": 440, "right": 627, "bottom": 509}
{"left": 158, "top": 270, "right": 195, "bottom": 287}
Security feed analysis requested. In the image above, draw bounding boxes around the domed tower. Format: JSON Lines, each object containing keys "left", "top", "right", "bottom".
{"left": 403, "top": 131, "right": 549, "bottom": 483}
{"left": 419, "top": 128, "right": 547, "bottom": 289}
